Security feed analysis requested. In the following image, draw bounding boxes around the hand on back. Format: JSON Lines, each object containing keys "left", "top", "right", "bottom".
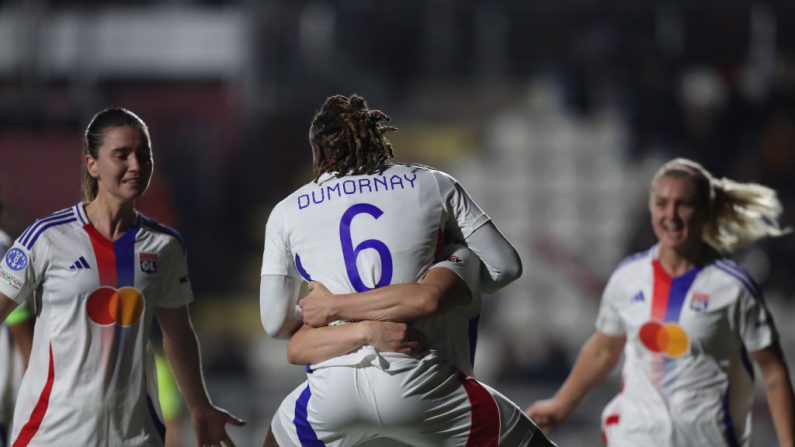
{"left": 299, "top": 281, "right": 336, "bottom": 327}
{"left": 361, "top": 320, "right": 426, "bottom": 357}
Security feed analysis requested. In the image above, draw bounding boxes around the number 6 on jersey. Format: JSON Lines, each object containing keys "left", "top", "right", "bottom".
{"left": 339, "top": 203, "right": 393, "bottom": 292}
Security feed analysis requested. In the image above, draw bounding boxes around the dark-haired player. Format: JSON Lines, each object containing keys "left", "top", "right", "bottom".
{"left": 260, "top": 94, "right": 554, "bottom": 446}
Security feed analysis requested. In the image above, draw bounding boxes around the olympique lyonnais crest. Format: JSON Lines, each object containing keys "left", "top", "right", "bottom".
{"left": 690, "top": 291, "right": 710, "bottom": 312}
{"left": 140, "top": 252, "right": 158, "bottom": 274}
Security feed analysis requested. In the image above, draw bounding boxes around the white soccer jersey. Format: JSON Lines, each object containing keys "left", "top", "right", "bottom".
{"left": 269, "top": 245, "right": 548, "bottom": 447}
{"left": 0, "top": 204, "right": 193, "bottom": 447}
{"left": 595, "top": 245, "right": 776, "bottom": 447}
{"left": 263, "top": 166, "right": 551, "bottom": 446}
{"left": 413, "top": 244, "right": 483, "bottom": 377}
{"left": 261, "top": 164, "right": 491, "bottom": 370}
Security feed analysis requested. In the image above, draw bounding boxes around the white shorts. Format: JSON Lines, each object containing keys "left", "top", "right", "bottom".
{"left": 270, "top": 355, "right": 555, "bottom": 446}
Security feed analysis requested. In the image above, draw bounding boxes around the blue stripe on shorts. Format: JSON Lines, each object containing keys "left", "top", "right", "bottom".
{"left": 294, "top": 384, "right": 324, "bottom": 446}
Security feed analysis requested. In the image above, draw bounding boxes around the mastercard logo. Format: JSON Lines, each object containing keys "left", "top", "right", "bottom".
{"left": 639, "top": 321, "right": 689, "bottom": 357}
{"left": 86, "top": 286, "right": 145, "bottom": 326}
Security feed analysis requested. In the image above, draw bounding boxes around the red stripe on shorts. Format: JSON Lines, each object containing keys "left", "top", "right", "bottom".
{"left": 14, "top": 344, "right": 55, "bottom": 447}
{"left": 602, "top": 413, "right": 620, "bottom": 445}
{"left": 460, "top": 373, "right": 500, "bottom": 447}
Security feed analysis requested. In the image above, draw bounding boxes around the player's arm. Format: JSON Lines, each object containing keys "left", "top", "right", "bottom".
{"left": 464, "top": 221, "right": 522, "bottom": 294}
{"left": 6, "top": 304, "right": 34, "bottom": 367}
{"left": 286, "top": 321, "right": 425, "bottom": 365}
{"left": 299, "top": 267, "right": 472, "bottom": 328}
{"left": 437, "top": 171, "right": 522, "bottom": 293}
{"left": 750, "top": 342, "right": 795, "bottom": 447}
{"left": 156, "top": 305, "right": 245, "bottom": 446}
{"left": 1, "top": 240, "right": 41, "bottom": 344}
{"left": 259, "top": 274, "right": 303, "bottom": 338}
{"left": 526, "top": 331, "right": 625, "bottom": 433}
{"left": 290, "top": 245, "right": 477, "bottom": 363}
{"left": 259, "top": 203, "right": 305, "bottom": 339}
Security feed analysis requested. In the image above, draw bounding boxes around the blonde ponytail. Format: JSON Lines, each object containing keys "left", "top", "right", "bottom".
{"left": 704, "top": 177, "right": 789, "bottom": 252}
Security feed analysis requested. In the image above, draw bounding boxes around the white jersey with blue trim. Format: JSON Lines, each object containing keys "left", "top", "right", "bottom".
{"left": 595, "top": 245, "right": 776, "bottom": 447}
{"left": 414, "top": 244, "right": 482, "bottom": 377}
{"left": 0, "top": 204, "right": 193, "bottom": 447}
{"left": 261, "top": 164, "right": 491, "bottom": 369}
{"left": 270, "top": 247, "right": 547, "bottom": 447}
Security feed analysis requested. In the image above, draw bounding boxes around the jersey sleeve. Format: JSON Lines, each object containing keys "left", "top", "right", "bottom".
{"left": 432, "top": 244, "right": 481, "bottom": 296}
{"left": 260, "top": 202, "right": 300, "bottom": 279}
{"left": 736, "top": 288, "right": 777, "bottom": 353}
{"left": 0, "top": 238, "right": 47, "bottom": 305}
{"left": 155, "top": 238, "right": 194, "bottom": 308}
{"left": 433, "top": 171, "right": 491, "bottom": 240}
{"left": 595, "top": 270, "right": 626, "bottom": 336}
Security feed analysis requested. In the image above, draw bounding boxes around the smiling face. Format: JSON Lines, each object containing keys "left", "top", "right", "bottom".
{"left": 650, "top": 174, "right": 708, "bottom": 255}
{"left": 85, "top": 126, "right": 153, "bottom": 204}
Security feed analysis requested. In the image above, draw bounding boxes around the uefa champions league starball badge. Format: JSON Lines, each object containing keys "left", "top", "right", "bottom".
{"left": 5, "top": 248, "right": 28, "bottom": 271}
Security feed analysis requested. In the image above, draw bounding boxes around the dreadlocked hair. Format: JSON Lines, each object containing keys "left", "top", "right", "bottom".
{"left": 310, "top": 94, "right": 397, "bottom": 180}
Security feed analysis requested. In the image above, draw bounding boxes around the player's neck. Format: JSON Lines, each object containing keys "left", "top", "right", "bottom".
{"left": 657, "top": 243, "right": 708, "bottom": 276}
{"left": 84, "top": 198, "right": 138, "bottom": 241}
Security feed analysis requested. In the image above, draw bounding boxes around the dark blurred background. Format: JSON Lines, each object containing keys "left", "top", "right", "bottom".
{"left": 1, "top": 1, "right": 794, "bottom": 445}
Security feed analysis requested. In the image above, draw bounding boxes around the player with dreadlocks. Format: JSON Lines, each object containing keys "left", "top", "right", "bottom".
{"left": 260, "top": 94, "right": 555, "bottom": 446}
{"left": 309, "top": 94, "right": 396, "bottom": 179}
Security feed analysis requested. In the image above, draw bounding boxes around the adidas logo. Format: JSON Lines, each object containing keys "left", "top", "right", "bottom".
{"left": 68, "top": 256, "right": 91, "bottom": 270}
{"left": 631, "top": 291, "right": 645, "bottom": 303}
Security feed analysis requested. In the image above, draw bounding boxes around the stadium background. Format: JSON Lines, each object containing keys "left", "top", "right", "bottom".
{"left": 1, "top": 1, "right": 794, "bottom": 445}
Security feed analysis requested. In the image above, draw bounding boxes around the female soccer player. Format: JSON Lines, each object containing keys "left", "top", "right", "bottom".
{"left": 0, "top": 108, "right": 244, "bottom": 447}
{"left": 527, "top": 158, "right": 795, "bottom": 446}
{"left": 260, "top": 94, "right": 554, "bottom": 446}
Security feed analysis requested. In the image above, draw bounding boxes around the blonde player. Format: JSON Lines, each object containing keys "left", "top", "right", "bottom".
{"left": 260, "top": 94, "right": 554, "bottom": 446}
{"left": 527, "top": 158, "right": 795, "bottom": 446}
{"left": 0, "top": 108, "right": 244, "bottom": 446}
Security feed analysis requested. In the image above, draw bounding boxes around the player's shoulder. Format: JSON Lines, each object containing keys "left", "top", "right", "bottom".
{"left": 387, "top": 162, "right": 436, "bottom": 173}
{"left": 610, "top": 246, "right": 655, "bottom": 278}
{"left": 138, "top": 214, "right": 186, "bottom": 253}
{"left": 399, "top": 163, "right": 454, "bottom": 180}
{"left": 709, "top": 257, "right": 763, "bottom": 300}
{"left": 388, "top": 163, "right": 463, "bottom": 196}
{"left": 16, "top": 203, "right": 87, "bottom": 251}
{"left": 267, "top": 189, "right": 300, "bottom": 222}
